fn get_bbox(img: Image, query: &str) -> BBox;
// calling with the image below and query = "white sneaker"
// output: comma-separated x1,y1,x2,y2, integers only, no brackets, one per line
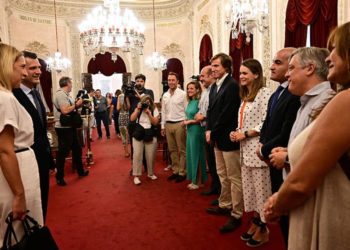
133,177,141,185
148,175,158,180
187,183,194,188
164,165,172,171
188,184,199,190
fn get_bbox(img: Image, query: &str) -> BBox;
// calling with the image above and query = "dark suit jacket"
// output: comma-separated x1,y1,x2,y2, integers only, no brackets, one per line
259,85,300,159
13,88,54,220
206,74,241,151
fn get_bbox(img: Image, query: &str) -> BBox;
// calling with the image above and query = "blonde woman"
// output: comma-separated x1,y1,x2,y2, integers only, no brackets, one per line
130,95,160,185
183,81,207,190
0,43,43,246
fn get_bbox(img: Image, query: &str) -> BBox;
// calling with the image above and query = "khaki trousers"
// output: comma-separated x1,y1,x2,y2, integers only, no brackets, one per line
214,148,243,219
165,122,186,176
132,137,157,176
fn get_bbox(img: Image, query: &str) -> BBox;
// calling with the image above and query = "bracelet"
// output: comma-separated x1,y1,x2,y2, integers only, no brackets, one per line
244,131,249,138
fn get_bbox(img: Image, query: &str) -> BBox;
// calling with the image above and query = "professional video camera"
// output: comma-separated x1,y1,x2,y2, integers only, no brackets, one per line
76,89,93,115
190,75,200,81
122,80,136,97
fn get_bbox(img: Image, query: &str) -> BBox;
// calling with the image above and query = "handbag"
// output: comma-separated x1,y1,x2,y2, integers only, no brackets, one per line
59,111,83,128
54,96,83,128
132,123,145,141
1,213,58,250
143,128,155,142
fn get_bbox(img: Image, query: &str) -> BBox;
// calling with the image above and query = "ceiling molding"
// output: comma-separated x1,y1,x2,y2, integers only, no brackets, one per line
8,0,194,21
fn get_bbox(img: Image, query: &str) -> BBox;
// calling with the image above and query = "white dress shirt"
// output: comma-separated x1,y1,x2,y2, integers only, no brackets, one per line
161,88,187,129
20,84,36,109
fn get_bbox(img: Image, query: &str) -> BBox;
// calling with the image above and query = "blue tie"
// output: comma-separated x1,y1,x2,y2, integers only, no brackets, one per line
269,85,284,117
30,89,44,125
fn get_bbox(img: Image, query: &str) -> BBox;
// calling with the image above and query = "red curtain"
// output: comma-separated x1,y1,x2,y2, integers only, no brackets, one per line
285,0,337,48
229,32,253,81
199,34,213,72
39,59,53,112
161,58,184,92
311,0,338,47
87,52,127,76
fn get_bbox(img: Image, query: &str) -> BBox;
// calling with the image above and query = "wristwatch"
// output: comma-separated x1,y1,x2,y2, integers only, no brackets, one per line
244,131,249,138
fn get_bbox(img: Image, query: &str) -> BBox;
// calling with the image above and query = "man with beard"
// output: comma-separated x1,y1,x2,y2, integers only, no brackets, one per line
127,74,154,113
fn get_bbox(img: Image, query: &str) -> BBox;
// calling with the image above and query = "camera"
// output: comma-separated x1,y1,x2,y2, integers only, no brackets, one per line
122,80,136,97
76,89,92,115
141,102,149,110
190,75,200,81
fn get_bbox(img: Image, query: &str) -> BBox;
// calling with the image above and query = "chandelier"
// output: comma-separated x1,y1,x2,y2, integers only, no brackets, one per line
79,0,145,61
145,0,167,71
225,0,269,43
46,0,71,73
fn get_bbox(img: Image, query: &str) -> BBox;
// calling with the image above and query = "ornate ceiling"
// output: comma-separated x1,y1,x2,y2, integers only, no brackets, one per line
8,0,194,21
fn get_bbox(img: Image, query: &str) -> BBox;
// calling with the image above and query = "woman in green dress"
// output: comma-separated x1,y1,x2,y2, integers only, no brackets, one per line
183,81,207,190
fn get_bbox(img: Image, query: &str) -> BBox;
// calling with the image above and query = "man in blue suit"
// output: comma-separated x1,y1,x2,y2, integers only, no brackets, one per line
12,51,54,222
257,47,300,246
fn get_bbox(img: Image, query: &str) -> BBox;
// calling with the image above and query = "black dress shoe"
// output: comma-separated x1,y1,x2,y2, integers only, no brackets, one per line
206,207,231,216
219,216,242,233
56,179,67,186
175,175,186,183
167,173,179,181
78,170,89,177
201,190,219,196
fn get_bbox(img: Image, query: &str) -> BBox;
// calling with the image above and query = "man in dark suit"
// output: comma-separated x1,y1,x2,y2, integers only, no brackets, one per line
12,51,54,222
256,47,300,246
205,53,243,233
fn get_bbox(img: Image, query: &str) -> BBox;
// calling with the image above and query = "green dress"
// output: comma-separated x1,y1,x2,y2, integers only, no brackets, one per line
186,100,207,184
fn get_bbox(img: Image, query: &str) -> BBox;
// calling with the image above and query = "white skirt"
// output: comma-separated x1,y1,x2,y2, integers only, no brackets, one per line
0,148,43,247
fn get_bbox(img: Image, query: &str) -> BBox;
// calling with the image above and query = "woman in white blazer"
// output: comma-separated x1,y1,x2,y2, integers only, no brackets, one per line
230,58,272,247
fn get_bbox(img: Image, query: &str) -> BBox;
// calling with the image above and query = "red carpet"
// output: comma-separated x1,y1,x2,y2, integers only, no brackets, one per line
46,130,286,250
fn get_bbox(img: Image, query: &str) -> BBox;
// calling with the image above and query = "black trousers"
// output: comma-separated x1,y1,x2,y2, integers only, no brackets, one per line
113,112,120,135
55,128,85,180
95,111,110,138
206,142,221,193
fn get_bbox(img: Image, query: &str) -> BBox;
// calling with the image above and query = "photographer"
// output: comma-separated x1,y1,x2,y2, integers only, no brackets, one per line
126,74,154,114
53,77,89,186
130,95,159,185
126,74,154,170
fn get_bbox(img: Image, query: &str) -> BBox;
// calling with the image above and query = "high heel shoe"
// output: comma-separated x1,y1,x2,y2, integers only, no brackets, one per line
241,217,260,241
246,220,269,247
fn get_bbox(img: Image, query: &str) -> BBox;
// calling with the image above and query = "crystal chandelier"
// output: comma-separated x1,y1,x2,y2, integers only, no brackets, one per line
145,0,167,71
225,0,269,43
79,0,145,61
46,0,71,73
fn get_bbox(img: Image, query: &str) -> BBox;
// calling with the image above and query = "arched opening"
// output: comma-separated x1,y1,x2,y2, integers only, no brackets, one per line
199,34,213,72
87,52,127,95
87,52,127,76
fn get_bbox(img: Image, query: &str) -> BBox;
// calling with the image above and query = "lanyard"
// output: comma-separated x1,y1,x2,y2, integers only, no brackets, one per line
239,101,247,130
